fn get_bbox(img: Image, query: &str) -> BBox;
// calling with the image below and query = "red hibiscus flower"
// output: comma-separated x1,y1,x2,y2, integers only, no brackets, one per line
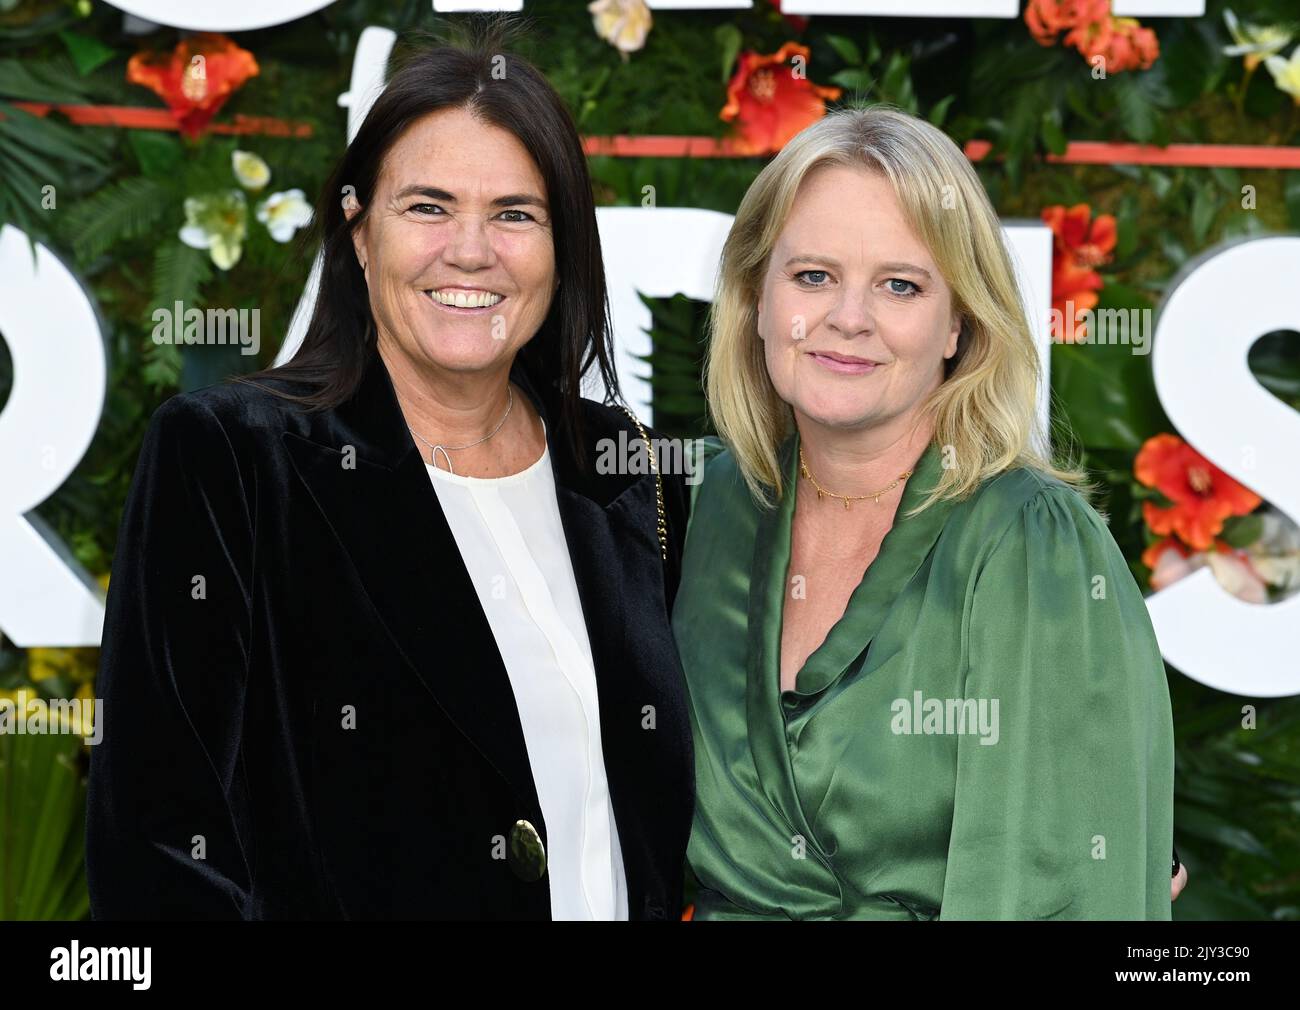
1135,434,1262,552
1042,203,1117,342
127,33,259,140
721,42,841,157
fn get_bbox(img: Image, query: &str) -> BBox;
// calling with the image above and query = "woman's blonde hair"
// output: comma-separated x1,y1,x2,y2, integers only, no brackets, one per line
705,102,1082,512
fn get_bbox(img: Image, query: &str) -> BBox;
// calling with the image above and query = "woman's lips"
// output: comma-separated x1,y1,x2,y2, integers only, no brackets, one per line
807,351,880,375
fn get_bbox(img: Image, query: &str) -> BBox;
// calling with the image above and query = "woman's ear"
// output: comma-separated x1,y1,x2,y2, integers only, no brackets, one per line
944,312,962,360
343,192,366,271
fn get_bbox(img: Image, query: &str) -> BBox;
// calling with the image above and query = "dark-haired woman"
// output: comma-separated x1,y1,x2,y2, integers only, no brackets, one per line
86,40,693,920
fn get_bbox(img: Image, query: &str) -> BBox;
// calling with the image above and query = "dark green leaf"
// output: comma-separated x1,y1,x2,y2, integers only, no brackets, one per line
1040,109,1067,156
1191,183,1219,244
1220,513,1265,548
829,67,874,93
824,34,862,67
128,131,183,178
57,30,116,77
928,94,955,128
714,23,742,83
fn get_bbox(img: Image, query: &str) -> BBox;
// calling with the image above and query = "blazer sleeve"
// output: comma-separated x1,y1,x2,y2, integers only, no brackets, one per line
938,483,1175,920
86,393,256,919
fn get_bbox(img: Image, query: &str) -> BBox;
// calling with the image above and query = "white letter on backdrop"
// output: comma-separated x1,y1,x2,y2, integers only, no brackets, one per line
0,225,107,646
1147,237,1300,697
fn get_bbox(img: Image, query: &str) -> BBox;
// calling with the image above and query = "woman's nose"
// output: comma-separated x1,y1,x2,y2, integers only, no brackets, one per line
824,290,876,339
444,216,495,270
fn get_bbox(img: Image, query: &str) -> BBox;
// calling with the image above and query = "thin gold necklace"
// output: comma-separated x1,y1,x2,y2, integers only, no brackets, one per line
798,446,912,509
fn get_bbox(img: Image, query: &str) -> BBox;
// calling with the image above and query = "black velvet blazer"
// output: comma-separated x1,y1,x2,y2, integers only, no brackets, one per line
85,344,694,920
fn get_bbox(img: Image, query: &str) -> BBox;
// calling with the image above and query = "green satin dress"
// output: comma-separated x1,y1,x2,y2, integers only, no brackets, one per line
672,433,1174,920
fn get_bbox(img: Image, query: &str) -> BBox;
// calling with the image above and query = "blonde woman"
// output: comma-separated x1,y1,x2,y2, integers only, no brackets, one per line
673,105,1176,919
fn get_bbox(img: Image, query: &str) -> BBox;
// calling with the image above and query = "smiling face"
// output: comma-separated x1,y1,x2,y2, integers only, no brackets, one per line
758,164,961,438
347,105,557,378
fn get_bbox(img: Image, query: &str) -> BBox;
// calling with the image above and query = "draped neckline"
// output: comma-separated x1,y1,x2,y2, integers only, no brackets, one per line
742,430,957,850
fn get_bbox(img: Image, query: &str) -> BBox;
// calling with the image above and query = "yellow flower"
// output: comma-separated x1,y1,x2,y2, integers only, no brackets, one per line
588,0,652,59
25,646,98,685
1265,43,1300,103
27,647,71,682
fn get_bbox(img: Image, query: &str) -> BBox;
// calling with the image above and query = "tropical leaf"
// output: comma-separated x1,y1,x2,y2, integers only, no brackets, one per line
0,55,93,103
0,728,90,920
64,175,168,262
142,240,210,391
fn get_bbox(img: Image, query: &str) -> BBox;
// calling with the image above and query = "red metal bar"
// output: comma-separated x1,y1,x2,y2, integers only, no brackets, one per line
5,102,1299,168
7,101,314,137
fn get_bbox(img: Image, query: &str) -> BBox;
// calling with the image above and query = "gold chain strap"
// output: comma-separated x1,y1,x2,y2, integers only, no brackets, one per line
617,406,667,562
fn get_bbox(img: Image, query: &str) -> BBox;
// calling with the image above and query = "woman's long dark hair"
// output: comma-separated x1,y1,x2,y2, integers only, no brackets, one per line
235,19,621,463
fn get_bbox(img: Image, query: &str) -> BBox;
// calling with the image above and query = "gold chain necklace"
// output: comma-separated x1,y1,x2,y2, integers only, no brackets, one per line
798,446,912,509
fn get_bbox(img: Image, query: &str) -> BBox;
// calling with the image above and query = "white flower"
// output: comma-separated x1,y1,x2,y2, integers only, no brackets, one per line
1207,551,1270,605
232,149,272,191
1245,511,1300,591
178,189,248,271
1265,43,1300,104
1149,542,1206,593
1223,9,1293,70
256,188,313,243
588,0,652,59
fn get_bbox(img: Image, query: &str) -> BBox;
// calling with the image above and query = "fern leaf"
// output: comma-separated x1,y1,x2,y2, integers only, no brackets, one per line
65,175,168,262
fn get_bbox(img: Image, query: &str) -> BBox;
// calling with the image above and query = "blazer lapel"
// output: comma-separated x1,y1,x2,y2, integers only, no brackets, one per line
281,347,538,809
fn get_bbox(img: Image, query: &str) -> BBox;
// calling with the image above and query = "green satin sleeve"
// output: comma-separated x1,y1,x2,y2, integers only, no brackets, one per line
938,484,1175,920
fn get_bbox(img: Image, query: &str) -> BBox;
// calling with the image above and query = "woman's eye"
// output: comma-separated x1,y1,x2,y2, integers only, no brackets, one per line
497,209,535,223
409,203,443,216
888,278,921,297
795,270,829,287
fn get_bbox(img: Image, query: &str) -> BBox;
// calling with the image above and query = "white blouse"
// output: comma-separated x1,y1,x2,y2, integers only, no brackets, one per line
423,423,629,920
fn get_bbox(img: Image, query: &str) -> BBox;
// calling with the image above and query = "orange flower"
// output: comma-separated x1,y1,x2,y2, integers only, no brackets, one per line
681,903,695,921
1067,12,1159,73
127,33,259,140
1136,434,1262,551
721,42,841,156
1026,0,1159,73
1026,0,1080,43
1043,203,1117,265
1043,203,1116,342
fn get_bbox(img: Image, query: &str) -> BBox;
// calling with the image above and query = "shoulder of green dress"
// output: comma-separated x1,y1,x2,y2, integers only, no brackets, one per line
689,435,729,472
955,463,1102,547
685,435,754,519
